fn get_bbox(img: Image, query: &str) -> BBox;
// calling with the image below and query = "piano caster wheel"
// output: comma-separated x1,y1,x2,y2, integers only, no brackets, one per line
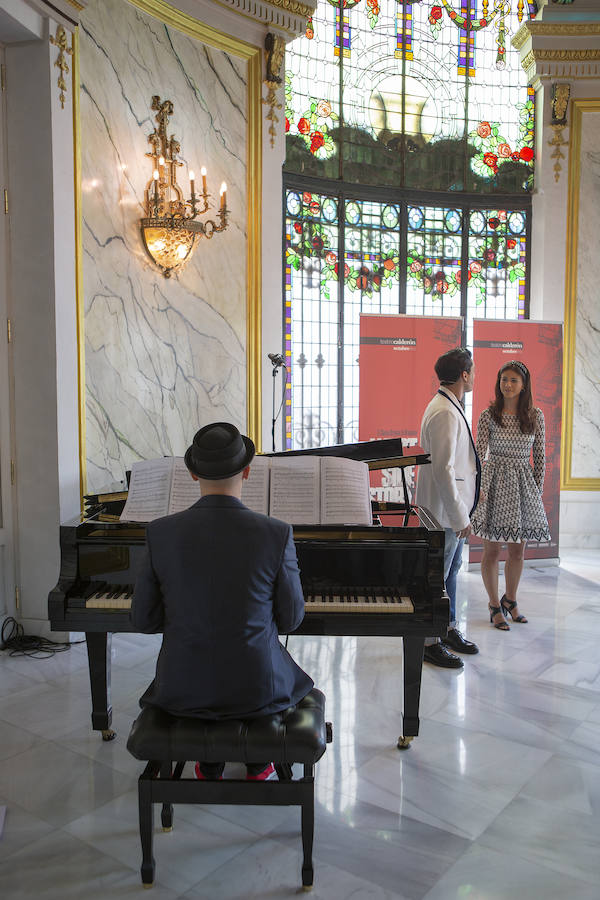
142,883,154,889
397,736,413,750
162,826,173,832
302,886,313,892
101,728,116,742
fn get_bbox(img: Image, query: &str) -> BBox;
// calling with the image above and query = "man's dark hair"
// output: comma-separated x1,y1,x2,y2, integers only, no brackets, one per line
434,347,473,385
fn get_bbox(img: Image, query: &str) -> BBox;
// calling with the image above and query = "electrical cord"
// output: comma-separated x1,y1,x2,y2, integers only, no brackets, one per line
0,617,84,659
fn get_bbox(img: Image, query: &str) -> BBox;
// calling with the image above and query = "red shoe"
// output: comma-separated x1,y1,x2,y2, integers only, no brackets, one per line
246,763,277,781
194,762,223,780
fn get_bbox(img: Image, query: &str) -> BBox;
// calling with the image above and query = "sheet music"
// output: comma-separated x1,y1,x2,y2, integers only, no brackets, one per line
269,456,321,524
241,456,270,515
320,457,373,525
168,457,201,514
120,458,173,522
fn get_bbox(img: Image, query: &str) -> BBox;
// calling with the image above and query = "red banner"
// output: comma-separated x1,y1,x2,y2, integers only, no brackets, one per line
359,314,462,503
470,319,562,562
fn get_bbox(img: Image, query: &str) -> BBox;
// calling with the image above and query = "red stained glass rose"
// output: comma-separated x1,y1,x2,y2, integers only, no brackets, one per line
477,121,492,139
285,117,290,133
310,131,325,153
498,143,511,158
483,152,498,168
298,118,310,135
430,6,442,20
303,192,312,204
312,236,324,252
507,239,517,249
488,217,500,229
470,261,482,274
309,200,320,215
520,146,534,162
325,251,336,266
383,258,396,271
293,222,302,234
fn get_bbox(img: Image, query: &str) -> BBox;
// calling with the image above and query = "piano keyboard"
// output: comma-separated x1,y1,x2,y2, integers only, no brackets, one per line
305,590,413,613
76,583,414,614
83,583,133,609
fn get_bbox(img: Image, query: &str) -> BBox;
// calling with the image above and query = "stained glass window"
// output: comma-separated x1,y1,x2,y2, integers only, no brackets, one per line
283,0,535,449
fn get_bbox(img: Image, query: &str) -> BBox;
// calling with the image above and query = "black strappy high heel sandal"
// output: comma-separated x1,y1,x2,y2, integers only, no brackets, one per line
489,604,510,630
500,595,528,623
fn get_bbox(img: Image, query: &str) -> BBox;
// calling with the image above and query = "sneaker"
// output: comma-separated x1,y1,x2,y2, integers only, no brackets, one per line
246,763,277,781
194,762,223,780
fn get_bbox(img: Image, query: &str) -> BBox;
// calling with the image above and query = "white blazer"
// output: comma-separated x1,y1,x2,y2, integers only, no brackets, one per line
416,388,479,531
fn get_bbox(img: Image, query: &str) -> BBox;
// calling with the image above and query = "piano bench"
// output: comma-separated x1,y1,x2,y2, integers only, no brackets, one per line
126,688,332,892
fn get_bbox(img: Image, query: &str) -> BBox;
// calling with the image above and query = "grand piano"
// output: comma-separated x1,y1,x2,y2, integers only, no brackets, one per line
48,438,449,749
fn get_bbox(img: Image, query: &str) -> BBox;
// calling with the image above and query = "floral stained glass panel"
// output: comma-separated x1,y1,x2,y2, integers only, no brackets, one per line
285,0,536,193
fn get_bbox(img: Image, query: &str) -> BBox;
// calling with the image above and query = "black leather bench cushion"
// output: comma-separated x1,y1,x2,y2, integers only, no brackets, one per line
127,688,327,765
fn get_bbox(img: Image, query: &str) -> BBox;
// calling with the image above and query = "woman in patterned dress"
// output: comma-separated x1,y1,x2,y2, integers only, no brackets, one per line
471,361,550,630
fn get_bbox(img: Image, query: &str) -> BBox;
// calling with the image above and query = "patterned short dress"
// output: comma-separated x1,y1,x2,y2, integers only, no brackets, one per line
471,407,551,543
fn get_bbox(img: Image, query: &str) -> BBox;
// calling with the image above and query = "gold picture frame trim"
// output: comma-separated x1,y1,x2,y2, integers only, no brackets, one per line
72,27,87,507
74,0,263,499
561,98,600,491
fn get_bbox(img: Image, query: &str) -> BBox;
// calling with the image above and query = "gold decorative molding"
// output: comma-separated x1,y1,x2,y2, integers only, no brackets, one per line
561,99,600,491
65,1,85,10
548,124,568,182
50,24,74,109
533,49,600,63
128,0,258,57
72,27,87,501
75,0,263,452
551,82,570,125
265,0,314,18
262,33,284,149
527,22,600,37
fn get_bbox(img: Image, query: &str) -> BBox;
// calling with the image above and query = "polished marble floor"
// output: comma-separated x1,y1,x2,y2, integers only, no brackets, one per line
1,550,599,898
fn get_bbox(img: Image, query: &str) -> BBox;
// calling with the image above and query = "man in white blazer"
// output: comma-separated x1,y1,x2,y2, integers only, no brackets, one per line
417,348,481,667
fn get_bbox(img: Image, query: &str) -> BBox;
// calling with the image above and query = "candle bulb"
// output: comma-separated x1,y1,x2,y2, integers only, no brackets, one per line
159,156,165,168
220,181,227,211
201,166,207,195
189,170,195,197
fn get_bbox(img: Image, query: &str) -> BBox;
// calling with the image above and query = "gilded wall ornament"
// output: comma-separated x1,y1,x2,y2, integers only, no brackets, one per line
551,83,570,125
49,25,74,110
263,33,285,149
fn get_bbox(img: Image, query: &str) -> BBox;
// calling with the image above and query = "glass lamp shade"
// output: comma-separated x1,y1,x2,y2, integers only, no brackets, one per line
141,222,197,277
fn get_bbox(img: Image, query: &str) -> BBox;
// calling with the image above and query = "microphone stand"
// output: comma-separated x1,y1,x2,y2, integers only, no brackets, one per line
272,366,278,452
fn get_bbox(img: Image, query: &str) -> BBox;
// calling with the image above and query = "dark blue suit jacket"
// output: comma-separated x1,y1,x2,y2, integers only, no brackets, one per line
131,494,313,719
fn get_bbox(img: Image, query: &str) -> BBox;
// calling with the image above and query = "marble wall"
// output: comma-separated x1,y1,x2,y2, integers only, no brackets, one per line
80,0,248,491
572,108,600,480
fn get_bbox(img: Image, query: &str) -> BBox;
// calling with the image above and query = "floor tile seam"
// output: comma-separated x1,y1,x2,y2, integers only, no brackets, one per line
426,706,579,737
476,828,600,889
0,721,56,754
175,830,275,896
425,713,581,755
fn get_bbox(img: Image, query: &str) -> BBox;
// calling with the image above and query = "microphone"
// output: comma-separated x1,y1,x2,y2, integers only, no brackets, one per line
268,352,286,368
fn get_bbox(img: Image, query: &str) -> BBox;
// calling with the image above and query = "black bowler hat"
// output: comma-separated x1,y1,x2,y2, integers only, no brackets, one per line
184,422,255,480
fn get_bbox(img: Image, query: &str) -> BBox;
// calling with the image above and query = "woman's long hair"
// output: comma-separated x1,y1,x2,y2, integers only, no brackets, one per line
489,361,535,433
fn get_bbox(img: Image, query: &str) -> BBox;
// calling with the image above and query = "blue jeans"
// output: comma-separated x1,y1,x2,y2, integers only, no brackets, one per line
443,528,465,630
425,528,464,645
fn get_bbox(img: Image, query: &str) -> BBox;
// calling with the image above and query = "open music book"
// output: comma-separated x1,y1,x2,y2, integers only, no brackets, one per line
242,455,373,525
120,454,372,525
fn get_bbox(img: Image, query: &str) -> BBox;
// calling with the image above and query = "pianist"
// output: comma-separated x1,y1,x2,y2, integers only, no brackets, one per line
131,421,314,781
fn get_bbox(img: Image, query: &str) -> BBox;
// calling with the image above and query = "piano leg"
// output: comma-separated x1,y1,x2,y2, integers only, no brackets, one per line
398,637,425,750
85,632,115,741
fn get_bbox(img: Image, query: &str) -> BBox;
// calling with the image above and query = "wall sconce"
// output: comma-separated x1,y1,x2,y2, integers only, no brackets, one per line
141,95,228,277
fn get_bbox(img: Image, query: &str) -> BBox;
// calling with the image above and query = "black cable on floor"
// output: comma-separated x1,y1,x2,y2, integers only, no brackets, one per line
0,617,84,659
